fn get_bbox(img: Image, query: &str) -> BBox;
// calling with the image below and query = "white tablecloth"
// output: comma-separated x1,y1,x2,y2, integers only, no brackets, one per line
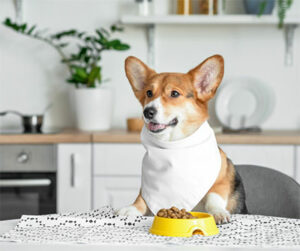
0,206,299,248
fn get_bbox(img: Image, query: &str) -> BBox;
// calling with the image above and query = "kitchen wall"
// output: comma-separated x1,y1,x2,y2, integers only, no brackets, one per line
0,0,300,130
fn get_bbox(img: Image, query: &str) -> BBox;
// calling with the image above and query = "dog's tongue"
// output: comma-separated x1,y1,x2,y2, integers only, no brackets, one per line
148,122,167,132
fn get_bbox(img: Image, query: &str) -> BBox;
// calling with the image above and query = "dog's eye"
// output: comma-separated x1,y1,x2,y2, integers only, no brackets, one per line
171,90,180,98
146,90,153,98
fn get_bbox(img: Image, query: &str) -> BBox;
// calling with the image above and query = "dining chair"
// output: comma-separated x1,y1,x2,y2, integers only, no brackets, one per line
236,165,300,219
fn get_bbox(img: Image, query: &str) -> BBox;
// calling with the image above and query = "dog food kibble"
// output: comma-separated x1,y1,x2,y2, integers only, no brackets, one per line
156,207,197,219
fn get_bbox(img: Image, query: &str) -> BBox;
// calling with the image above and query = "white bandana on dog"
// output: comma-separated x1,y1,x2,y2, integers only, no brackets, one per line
141,121,221,215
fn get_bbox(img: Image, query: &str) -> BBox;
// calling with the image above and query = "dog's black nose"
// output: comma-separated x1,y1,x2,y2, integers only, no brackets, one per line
143,107,157,120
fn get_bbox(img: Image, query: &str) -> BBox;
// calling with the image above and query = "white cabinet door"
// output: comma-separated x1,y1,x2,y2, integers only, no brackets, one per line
57,144,91,213
94,144,145,175
93,177,141,210
220,144,295,177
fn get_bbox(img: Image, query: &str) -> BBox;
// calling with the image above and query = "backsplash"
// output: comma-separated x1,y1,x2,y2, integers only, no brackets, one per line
0,0,300,130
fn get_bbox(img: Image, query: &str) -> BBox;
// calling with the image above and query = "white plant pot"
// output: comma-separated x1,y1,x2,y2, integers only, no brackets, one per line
72,87,113,131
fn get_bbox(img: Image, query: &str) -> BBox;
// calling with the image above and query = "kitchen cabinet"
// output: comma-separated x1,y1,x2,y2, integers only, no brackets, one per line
220,144,295,177
94,143,145,175
93,143,144,210
57,144,92,213
93,177,141,210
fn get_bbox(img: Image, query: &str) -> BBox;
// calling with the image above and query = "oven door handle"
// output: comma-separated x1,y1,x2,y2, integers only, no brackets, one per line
0,179,51,187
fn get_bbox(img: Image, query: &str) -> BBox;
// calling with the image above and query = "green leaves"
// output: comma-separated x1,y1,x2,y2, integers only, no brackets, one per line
67,66,88,83
88,66,101,87
111,24,124,32
258,0,294,28
74,66,88,79
94,29,130,50
51,29,77,39
278,0,293,28
3,18,19,31
3,18,130,88
3,18,36,35
27,25,36,35
106,39,130,50
258,1,267,17
68,65,101,88
256,0,293,28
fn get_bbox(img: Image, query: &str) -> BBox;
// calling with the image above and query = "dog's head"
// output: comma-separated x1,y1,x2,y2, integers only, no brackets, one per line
125,55,224,141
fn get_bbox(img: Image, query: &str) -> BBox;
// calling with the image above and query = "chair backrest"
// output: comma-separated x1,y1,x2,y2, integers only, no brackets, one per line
235,165,300,219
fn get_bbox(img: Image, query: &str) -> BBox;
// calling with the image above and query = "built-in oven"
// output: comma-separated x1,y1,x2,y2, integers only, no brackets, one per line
0,145,56,220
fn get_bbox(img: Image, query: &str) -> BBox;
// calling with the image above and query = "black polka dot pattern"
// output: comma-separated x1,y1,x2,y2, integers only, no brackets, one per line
0,206,299,247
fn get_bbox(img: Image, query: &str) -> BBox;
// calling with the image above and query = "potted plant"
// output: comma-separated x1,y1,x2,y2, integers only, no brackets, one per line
3,18,130,131
243,0,293,28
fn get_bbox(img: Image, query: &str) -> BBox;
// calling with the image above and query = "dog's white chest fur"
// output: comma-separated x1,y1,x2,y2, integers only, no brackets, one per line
141,121,221,214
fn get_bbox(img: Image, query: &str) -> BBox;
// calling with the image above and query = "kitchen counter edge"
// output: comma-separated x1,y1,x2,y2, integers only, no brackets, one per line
1,129,300,145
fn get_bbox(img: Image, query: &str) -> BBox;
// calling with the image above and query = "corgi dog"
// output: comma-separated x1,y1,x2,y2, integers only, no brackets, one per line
117,55,248,224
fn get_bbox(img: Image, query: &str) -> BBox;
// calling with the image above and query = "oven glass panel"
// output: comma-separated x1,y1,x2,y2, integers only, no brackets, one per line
0,172,56,220
0,193,39,220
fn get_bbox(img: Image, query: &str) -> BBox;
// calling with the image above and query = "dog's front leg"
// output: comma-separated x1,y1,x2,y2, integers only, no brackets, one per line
202,150,233,224
116,190,149,216
203,186,231,224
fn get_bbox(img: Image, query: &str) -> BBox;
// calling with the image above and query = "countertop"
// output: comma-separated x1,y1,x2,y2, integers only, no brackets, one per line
1,128,300,144
93,129,300,145
0,129,92,144
0,219,298,251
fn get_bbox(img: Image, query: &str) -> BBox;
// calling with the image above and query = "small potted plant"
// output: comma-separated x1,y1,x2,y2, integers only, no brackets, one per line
3,18,130,131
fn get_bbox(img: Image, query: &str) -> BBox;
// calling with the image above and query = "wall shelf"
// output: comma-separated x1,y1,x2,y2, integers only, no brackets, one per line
121,15,300,68
121,15,300,25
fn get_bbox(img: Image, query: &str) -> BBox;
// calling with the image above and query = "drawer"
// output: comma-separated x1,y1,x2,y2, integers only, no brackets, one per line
0,144,56,172
220,144,295,177
93,144,145,175
93,177,141,210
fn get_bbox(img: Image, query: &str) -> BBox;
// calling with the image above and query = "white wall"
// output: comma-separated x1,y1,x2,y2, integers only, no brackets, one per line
0,0,300,131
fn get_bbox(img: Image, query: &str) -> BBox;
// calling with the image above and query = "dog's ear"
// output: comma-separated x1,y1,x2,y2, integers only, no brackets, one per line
125,56,156,102
188,55,224,102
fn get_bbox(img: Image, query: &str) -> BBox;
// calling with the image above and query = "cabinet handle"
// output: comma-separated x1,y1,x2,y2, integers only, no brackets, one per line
70,153,76,187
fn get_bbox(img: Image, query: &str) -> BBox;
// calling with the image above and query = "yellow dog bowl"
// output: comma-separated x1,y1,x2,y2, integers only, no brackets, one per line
150,212,219,237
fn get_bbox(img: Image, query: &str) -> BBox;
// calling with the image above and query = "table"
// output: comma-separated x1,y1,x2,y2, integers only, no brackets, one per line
0,219,299,251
